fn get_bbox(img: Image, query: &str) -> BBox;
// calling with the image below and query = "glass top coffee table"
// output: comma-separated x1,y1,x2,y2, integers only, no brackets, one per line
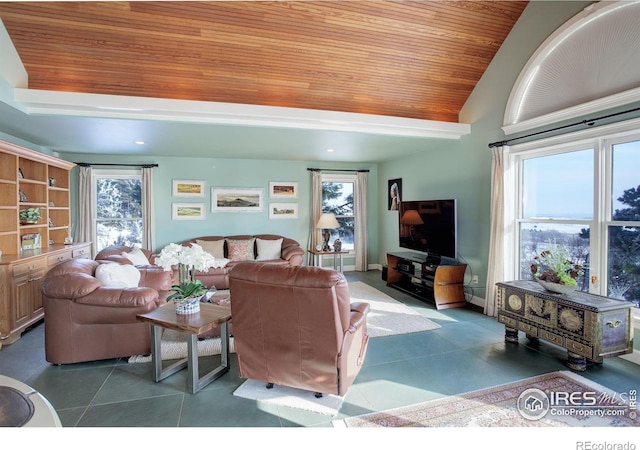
137,302,232,394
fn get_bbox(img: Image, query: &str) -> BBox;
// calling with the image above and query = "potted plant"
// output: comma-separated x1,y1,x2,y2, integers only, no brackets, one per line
530,244,584,294
155,243,219,314
19,207,41,224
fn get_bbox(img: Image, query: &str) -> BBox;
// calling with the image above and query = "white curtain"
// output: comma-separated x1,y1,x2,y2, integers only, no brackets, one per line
142,167,155,251
76,165,94,255
308,170,323,265
484,145,509,316
355,171,368,271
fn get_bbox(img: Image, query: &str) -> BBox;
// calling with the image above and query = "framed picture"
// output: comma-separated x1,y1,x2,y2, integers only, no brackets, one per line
172,180,205,197
269,181,298,198
172,203,205,220
388,178,402,211
212,187,264,213
269,203,298,219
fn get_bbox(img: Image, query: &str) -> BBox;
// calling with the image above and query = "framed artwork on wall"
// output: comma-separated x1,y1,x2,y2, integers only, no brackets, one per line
172,203,205,220
269,203,298,219
388,178,402,211
269,181,298,198
172,179,205,197
212,187,264,213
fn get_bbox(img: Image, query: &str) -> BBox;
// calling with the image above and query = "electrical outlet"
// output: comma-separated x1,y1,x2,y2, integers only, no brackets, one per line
472,275,479,284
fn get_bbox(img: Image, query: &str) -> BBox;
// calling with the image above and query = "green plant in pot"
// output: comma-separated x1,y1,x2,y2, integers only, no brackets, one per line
156,242,220,314
166,279,206,302
530,244,584,294
19,207,41,224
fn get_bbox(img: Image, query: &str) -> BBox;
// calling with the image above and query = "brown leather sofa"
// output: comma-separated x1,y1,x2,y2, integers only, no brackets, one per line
96,235,305,290
178,234,305,289
40,258,174,364
95,245,157,266
228,262,370,396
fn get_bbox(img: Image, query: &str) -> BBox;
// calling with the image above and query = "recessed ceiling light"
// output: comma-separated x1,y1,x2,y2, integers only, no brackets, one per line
326,148,335,152
134,140,145,145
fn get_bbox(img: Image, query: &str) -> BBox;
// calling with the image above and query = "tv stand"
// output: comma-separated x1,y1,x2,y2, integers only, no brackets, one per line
386,251,467,309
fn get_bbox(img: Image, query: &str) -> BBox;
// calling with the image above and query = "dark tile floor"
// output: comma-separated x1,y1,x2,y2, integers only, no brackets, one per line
1,270,638,433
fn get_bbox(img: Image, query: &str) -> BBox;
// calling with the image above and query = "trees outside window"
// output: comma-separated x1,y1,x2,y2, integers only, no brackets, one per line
322,175,355,251
93,170,143,252
515,136,639,308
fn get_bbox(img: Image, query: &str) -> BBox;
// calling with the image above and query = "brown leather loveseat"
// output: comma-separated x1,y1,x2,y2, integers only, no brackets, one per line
229,262,370,396
40,258,173,364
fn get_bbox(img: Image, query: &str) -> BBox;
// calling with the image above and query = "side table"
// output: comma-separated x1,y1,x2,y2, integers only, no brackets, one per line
137,303,232,394
308,249,349,272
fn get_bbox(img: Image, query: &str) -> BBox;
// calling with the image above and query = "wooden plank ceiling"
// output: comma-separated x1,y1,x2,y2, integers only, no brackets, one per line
0,1,527,123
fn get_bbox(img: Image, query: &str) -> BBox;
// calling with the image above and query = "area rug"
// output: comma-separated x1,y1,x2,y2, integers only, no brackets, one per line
348,281,440,337
334,371,640,427
233,379,344,416
128,330,235,363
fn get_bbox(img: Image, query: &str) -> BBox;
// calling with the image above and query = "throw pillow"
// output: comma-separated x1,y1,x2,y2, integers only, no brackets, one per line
95,263,141,288
256,237,283,261
196,239,225,259
122,246,150,265
227,238,255,261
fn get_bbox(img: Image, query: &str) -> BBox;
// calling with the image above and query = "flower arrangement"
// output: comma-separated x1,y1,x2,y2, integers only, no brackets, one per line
530,244,584,287
155,243,217,302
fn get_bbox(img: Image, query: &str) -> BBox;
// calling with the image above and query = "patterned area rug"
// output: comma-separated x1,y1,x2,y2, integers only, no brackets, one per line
128,331,235,363
334,371,640,427
348,281,440,337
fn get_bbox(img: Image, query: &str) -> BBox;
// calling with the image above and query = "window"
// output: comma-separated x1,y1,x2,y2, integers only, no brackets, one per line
322,174,356,251
92,169,143,252
512,131,640,308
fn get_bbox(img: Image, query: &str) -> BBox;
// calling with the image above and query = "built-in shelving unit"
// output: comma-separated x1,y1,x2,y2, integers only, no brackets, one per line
0,139,91,347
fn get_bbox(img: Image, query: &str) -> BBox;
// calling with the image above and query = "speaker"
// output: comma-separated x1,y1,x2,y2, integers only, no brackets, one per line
381,265,388,281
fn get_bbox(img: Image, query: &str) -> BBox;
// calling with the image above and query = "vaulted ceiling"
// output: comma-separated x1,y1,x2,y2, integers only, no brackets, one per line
0,1,528,161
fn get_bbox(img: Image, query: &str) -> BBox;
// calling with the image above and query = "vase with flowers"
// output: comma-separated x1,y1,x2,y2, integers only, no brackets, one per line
530,244,584,294
155,243,219,314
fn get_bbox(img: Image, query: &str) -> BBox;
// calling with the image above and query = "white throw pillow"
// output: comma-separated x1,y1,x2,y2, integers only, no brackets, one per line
122,246,150,265
196,239,225,259
95,263,141,288
256,238,283,261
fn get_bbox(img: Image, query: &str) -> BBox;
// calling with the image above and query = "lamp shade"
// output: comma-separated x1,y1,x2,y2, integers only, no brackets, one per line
400,210,424,225
316,213,340,229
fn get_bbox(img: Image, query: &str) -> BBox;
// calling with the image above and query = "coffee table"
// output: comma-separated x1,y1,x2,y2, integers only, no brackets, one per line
137,302,231,394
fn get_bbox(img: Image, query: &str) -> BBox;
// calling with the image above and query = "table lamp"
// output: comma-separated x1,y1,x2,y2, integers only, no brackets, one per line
316,213,340,251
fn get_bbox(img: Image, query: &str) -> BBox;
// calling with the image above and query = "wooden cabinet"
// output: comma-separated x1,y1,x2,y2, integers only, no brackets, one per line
0,242,92,347
496,280,634,371
0,139,93,347
386,251,467,309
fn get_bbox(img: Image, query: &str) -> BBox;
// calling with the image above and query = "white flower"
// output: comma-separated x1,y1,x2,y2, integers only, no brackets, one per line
155,243,218,272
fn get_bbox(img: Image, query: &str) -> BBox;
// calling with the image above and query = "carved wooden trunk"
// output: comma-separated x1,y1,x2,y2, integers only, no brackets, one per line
496,280,634,371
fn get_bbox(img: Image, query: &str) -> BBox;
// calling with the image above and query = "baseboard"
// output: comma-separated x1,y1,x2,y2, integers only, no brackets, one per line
620,349,640,365
467,294,485,310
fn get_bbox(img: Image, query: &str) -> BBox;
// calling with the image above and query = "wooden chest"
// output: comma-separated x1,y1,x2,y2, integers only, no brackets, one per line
496,280,634,371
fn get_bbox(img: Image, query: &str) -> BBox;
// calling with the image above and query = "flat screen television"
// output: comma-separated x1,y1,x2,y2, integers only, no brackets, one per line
398,199,458,259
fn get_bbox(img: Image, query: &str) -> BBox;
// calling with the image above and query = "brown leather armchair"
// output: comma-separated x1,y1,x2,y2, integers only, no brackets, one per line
228,262,370,396
40,258,173,364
